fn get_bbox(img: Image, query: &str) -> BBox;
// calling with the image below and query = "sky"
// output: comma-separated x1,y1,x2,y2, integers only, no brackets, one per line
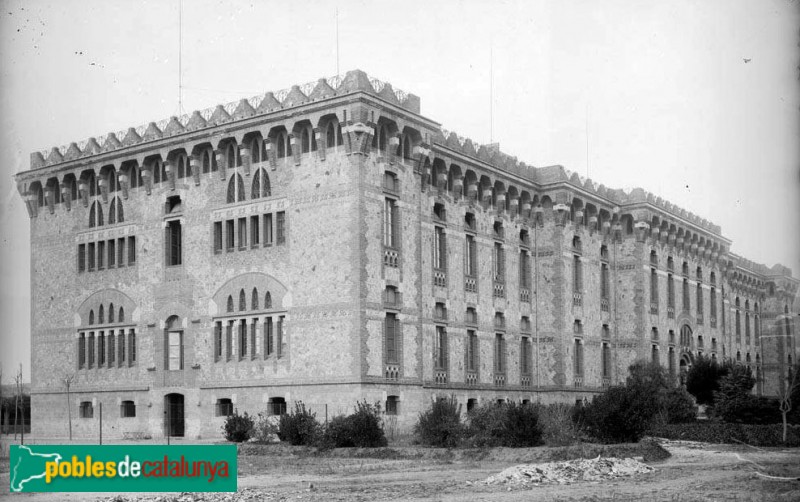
0,0,798,381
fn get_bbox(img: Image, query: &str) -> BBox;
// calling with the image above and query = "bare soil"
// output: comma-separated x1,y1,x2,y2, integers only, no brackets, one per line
2,439,799,501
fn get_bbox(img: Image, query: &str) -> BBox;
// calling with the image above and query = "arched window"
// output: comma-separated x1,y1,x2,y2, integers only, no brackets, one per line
251,288,259,310
250,138,261,163
265,291,272,309
238,289,246,311
227,174,245,203
152,159,162,184
89,310,95,325
226,143,237,168
251,169,271,199
109,198,117,224
109,303,115,323
89,201,104,227
276,132,290,158
119,307,125,323
402,133,412,160
226,295,234,313
326,122,338,148
301,126,313,153
99,305,104,324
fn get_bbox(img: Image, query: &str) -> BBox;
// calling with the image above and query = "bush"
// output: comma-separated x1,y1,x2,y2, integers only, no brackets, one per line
537,403,582,446
467,401,543,447
713,364,756,423
317,400,388,449
222,410,254,443
649,422,800,447
685,354,731,406
580,385,655,443
414,396,464,447
663,388,698,424
251,412,280,443
277,402,319,446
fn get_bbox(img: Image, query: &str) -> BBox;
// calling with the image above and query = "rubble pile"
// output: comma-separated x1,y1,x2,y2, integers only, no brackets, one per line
106,488,279,502
484,457,654,486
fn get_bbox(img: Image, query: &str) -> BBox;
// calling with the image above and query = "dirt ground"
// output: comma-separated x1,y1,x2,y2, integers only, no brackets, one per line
2,439,799,501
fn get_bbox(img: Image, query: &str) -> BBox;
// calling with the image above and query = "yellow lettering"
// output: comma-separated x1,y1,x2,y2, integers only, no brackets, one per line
105,461,117,477
45,462,58,483
92,461,104,477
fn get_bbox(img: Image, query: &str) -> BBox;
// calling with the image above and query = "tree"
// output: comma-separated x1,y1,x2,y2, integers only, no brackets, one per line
713,364,756,423
63,373,75,441
685,354,731,406
777,363,800,443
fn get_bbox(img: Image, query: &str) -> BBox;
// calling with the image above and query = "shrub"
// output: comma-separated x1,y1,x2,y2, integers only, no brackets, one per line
649,422,800,447
222,410,254,443
580,385,654,443
713,364,756,423
685,354,731,406
537,403,581,446
663,388,698,424
414,396,464,447
467,401,543,447
317,400,388,449
251,411,280,443
277,401,319,446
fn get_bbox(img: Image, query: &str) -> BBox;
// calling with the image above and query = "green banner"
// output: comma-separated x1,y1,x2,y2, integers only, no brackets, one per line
9,444,237,493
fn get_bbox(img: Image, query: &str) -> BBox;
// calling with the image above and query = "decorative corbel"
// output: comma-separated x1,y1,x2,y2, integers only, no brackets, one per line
118,173,129,200
163,160,176,191
388,135,400,165
481,187,493,209
436,172,447,192
265,141,277,171
44,187,54,214
452,176,464,200
240,146,252,176
25,192,38,218
554,203,570,227
190,156,201,186
495,191,507,213
534,205,544,227
509,197,519,218
634,221,650,243
574,209,584,227
98,177,108,203
466,182,478,202
141,167,152,195
61,183,71,211
588,215,598,235
612,222,623,242
315,129,326,162
78,181,89,207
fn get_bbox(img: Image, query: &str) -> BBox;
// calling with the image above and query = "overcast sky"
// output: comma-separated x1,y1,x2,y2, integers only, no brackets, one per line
1,0,798,381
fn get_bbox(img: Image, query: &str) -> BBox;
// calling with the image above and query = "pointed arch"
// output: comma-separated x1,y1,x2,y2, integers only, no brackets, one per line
119,306,125,323
89,309,95,325
227,173,245,203
116,198,124,223
99,305,105,324
109,303,115,323
108,198,117,224
227,295,234,313
238,289,246,311
251,168,271,199
265,291,272,309
89,201,104,227
251,287,259,310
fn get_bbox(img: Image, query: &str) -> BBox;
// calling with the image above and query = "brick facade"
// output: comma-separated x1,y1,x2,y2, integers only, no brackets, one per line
16,70,800,439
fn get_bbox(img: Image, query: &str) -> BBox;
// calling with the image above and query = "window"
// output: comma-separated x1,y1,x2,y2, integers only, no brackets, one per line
120,401,136,418
466,330,478,372
214,321,223,362
214,222,223,253
78,333,86,368
88,332,95,367
108,239,116,267
226,321,233,360
166,220,182,266
493,243,505,282
668,347,676,376
238,320,248,359
520,337,532,375
385,396,399,415
98,241,105,270
600,245,609,261
166,329,183,370
129,329,136,363
226,220,235,251
667,274,675,309
667,256,674,271
118,237,125,266
264,213,273,246
250,216,260,247
383,198,399,248
385,313,399,364
251,288,259,310
697,284,704,315
572,235,582,253
88,243,96,271
78,244,86,273
652,344,659,364
264,317,274,356
118,329,126,365
601,342,611,378
79,401,93,419
276,211,286,245
239,289,247,311
465,212,476,231
494,334,506,373
89,201,103,228
465,235,477,277
434,302,447,321
98,332,105,366
600,263,609,301
226,174,245,203
383,171,399,192
216,398,234,417
434,325,448,370
251,169,271,199
650,250,657,265
574,339,584,377
519,249,530,290
683,279,690,310
573,255,583,292
238,218,247,249
127,236,136,265
433,227,446,270
466,307,477,325
385,286,399,307
268,397,286,416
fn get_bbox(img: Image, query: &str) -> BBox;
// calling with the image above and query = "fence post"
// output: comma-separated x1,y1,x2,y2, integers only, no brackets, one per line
99,402,102,445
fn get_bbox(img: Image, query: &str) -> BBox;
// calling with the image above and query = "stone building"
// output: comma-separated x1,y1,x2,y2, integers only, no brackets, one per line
15,70,799,439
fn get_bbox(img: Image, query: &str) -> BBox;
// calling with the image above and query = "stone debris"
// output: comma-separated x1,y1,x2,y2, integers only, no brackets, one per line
484,457,654,486
105,488,280,502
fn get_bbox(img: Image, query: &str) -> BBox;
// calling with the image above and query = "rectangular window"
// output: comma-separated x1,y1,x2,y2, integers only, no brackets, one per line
385,313,398,364
167,330,183,370
213,222,223,254
78,244,86,273
601,263,609,299
277,316,285,357
667,275,675,308
250,215,260,248
226,321,233,361
465,235,477,276
494,334,505,373
650,268,659,304
383,198,399,248
108,239,116,268
668,347,676,376
127,236,136,265
88,332,95,367
683,279,690,310
166,221,182,266
98,241,105,270
78,333,86,368
80,402,93,419
129,329,136,364
226,220,235,251
433,227,446,270
120,401,136,418
434,326,447,369
265,317,273,356
574,339,584,377
118,329,126,366
652,344,659,364
238,217,247,250
519,250,530,288
573,255,582,292
276,211,286,245
521,337,531,375
493,243,505,282
250,320,257,359
214,321,222,362
108,332,115,366
602,342,611,378
238,320,247,359
466,330,478,372
264,213,273,246
88,243,96,271
697,285,704,314
117,237,125,266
